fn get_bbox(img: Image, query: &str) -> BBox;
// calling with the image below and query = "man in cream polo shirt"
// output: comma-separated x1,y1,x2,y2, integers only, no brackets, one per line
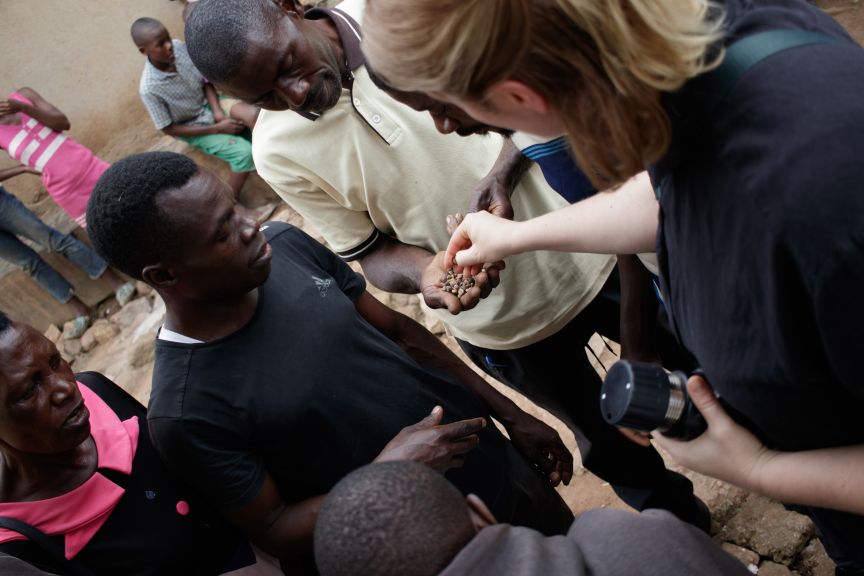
184,0,710,529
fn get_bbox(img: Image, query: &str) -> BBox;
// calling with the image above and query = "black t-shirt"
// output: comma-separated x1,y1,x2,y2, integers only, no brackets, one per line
149,223,516,514
0,372,243,576
652,0,864,450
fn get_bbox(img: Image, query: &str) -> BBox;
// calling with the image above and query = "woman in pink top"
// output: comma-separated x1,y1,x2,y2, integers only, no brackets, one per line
0,87,108,229
0,312,282,575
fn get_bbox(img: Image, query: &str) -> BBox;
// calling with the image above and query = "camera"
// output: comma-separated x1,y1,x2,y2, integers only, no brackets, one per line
600,360,706,440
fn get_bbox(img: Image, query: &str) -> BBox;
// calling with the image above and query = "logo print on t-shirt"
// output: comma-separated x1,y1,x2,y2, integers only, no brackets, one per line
312,275,332,298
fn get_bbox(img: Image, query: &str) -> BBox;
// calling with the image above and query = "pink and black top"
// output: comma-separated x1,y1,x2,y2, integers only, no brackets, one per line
0,92,109,227
0,372,246,575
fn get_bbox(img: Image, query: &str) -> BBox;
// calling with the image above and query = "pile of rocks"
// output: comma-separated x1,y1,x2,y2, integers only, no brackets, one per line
44,280,164,405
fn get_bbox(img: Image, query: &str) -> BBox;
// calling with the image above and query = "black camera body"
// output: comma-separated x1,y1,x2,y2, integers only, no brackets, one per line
600,360,706,440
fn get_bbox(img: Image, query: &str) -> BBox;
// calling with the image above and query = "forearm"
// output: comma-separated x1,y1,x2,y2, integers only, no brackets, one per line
392,312,521,422
237,495,325,562
162,122,214,137
509,171,658,255
747,445,864,515
0,165,34,183
203,83,224,120
617,254,660,362
358,237,430,293
488,138,531,194
12,98,70,132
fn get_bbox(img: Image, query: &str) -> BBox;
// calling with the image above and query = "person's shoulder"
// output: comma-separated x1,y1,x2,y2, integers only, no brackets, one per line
262,221,323,255
261,220,298,243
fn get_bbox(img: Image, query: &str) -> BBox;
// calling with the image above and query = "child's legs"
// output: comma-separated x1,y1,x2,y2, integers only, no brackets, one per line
179,132,255,197
226,99,260,131
0,230,75,304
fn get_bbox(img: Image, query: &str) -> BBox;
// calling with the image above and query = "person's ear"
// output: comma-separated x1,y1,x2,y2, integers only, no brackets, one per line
466,494,497,532
142,264,178,290
485,80,550,115
270,0,305,17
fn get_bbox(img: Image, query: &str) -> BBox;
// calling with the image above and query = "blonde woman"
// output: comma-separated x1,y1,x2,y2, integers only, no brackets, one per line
365,0,864,571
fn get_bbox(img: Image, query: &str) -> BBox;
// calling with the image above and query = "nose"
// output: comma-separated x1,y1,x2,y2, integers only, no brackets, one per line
238,211,259,243
434,115,457,135
276,77,310,109
49,374,77,406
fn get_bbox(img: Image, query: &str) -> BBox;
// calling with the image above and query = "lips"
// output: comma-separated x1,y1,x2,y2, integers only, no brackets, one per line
63,400,89,430
250,238,273,268
298,73,342,113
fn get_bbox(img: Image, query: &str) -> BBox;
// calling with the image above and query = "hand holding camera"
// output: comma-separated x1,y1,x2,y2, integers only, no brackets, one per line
600,360,708,440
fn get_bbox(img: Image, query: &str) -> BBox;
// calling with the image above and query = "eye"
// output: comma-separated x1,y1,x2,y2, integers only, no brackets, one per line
18,378,39,403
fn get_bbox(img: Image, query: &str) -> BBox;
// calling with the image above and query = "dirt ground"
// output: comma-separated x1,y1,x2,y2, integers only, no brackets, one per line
2,1,862,574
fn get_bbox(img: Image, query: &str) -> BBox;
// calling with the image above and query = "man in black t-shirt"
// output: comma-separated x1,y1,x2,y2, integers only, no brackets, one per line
85,151,575,571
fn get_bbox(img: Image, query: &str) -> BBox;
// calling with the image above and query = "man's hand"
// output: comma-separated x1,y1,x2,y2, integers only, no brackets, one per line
504,411,574,486
419,250,501,315
374,406,486,472
0,99,22,118
652,375,770,488
213,117,245,135
468,172,515,220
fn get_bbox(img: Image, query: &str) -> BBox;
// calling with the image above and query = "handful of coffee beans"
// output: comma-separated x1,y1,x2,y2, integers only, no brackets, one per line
442,268,475,297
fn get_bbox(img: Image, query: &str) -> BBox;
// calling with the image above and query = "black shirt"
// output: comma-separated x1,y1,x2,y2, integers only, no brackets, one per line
149,224,519,514
652,0,864,450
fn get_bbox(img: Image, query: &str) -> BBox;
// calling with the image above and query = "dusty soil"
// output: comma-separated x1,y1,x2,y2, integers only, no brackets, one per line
4,0,862,574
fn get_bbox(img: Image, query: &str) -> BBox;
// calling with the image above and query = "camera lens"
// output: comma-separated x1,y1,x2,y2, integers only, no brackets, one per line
600,360,706,439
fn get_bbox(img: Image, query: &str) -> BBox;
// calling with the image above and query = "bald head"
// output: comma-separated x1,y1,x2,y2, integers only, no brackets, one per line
130,17,165,47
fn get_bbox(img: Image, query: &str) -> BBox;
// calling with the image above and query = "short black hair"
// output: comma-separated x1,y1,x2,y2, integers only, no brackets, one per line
0,311,11,337
314,462,476,576
86,152,199,280
131,17,165,46
185,0,270,84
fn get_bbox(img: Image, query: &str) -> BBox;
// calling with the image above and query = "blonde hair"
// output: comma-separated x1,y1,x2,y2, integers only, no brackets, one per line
364,0,725,187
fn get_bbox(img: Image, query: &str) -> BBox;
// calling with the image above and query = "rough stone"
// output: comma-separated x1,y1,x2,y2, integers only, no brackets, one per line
110,297,152,328
61,319,82,340
64,338,82,357
721,542,760,568
80,328,98,353
794,539,835,576
135,280,153,296
720,495,814,564
759,561,797,576
130,338,155,368
43,323,62,343
89,320,120,345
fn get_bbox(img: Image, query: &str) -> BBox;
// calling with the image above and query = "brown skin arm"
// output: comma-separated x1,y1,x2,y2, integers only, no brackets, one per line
203,82,226,122
358,236,500,315
617,254,661,363
467,137,529,219
0,87,70,132
354,290,573,485
224,407,487,567
0,165,40,183
161,117,244,137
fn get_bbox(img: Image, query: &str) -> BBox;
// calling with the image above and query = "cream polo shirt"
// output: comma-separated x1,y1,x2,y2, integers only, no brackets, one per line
252,1,614,349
